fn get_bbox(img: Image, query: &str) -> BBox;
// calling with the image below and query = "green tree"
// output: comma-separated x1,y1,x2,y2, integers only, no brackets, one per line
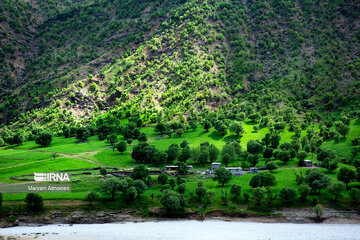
305,169,331,194
160,189,184,211
100,167,107,176
176,128,184,137
247,140,264,155
266,161,278,173
116,141,127,154
297,151,308,167
12,132,25,146
279,187,297,203
100,178,120,200
229,121,244,136
263,148,273,159
230,184,241,200
209,144,219,162
126,186,137,201
25,193,43,210
131,166,149,181
298,184,311,202
335,121,350,138
203,120,211,132
177,183,186,194
337,167,356,189
249,172,276,188
252,187,266,205
313,204,324,220
35,132,53,147
85,190,99,206
134,180,147,197
213,167,232,186
349,188,360,203
321,158,338,172
327,182,345,201
157,173,168,185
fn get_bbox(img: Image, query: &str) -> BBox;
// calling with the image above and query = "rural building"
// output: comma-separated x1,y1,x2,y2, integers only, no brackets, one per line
205,169,212,175
211,162,221,169
225,167,243,176
304,160,313,167
249,167,258,174
165,165,193,171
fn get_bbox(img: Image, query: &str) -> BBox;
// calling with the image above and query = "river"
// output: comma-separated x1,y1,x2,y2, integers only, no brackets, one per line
1,220,360,240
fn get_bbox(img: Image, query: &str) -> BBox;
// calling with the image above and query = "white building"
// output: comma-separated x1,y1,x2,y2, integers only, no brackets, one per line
225,167,243,176
249,167,258,174
304,160,312,167
211,162,221,169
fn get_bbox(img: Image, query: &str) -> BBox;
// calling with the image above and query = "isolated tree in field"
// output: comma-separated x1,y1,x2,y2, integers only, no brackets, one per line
138,132,147,142
298,184,311,202
321,158,338,172
12,132,25,146
107,134,118,151
116,141,127,154
249,172,276,188
157,173,168,185
213,167,232,186
100,178,120,200
247,140,264,155
160,189,184,211
327,182,345,201
230,121,244,136
266,161,278,173
230,184,241,200
25,193,43,210
247,154,259,166
305,169,331,194
134,180,147,197
279,187,297,203
36,132,52,147
252,187,266,205
196,182,207,201
85,190,99,206
76,127,90,142
278,150,291,163
131,166,149,181
337,167,356,189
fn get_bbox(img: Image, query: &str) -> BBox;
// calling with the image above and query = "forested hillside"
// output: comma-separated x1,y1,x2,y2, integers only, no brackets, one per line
0,0,359,128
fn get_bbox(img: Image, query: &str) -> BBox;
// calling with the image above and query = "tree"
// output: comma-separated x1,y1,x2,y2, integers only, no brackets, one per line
157,173,168,185
196,184,207,201
327,182,345,201
278,151,291,163
249,172,276,188
247,154,259,166
221,153,231,167
100,178,120,200
297,151,308,166
178,146,191,162
263,148,273,159
85,191,99,206
169,179,176,190
229,121,244,136
279,187,297,203
138,132,148,142
12,132,25,146
247,140,264,155
107,134,118,151
313,204,324,220
25,193,43,210
270,133,281,148
349,188,360,203
131,166,149,181
321,158,338,172
203,120,211,132
298,184,311,202
160,190,184,211
335,121,350,138
155,122,168,134
118,179,129,195
167,144,179,163
252,187,266,205
75,127,90,142
116,141,127,154
266,161,278,173
126,186,137,201
176,128,184,138
213,168,232,186
35,132,53,147
0,137,4,146
177,183,186,194
63,125,71,138
305,169,331,194
208,144,219,162
230,184,241,200
177,162,189,175
180,140,189,148
189,121,197,131
337,167,356,189
134,180,147,197
100,167,107,176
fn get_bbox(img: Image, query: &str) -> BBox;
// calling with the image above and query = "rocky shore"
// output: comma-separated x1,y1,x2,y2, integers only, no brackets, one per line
1,206,360,228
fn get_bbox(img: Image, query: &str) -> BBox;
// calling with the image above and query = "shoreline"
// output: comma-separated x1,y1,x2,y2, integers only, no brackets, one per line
1,206,360,228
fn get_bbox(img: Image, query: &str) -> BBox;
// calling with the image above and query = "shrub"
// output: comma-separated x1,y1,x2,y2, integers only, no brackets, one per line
25,193,43,210
35,132,53,147
85,191,99,205
279,187,297,203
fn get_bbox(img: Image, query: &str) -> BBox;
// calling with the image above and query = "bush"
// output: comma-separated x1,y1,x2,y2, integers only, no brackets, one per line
126,186,137,201
213,168,232,186
160,190,184,211
177,183,186,194
157,173,168,185
25,193,43,210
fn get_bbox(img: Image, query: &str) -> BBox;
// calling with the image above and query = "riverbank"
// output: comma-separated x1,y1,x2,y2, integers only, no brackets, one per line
1,206,360,228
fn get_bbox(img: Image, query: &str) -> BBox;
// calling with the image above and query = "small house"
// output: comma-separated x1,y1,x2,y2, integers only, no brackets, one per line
205,169,212,175
187,165,193,171
304,160,312,167
211,162,221,170
165,166,178,171
249,167,258,174
225,167,243,176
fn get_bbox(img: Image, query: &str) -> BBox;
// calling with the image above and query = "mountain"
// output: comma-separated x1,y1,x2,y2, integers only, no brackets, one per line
0,0,360,128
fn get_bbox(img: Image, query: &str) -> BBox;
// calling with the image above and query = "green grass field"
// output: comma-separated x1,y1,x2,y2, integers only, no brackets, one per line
0,121,359,213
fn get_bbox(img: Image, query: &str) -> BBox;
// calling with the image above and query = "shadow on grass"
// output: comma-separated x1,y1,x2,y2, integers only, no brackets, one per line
208,131,224,141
